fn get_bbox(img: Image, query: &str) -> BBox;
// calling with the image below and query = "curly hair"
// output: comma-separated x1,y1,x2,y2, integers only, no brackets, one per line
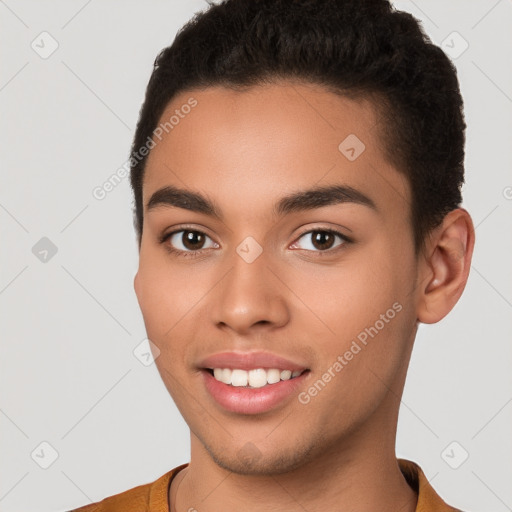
130,0,466,252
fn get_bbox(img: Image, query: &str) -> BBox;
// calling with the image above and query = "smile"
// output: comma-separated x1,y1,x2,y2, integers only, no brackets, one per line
209,368,304,388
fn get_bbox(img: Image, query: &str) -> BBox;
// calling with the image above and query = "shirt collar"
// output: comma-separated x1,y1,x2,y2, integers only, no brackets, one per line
398,458,462,511
153,459,461,511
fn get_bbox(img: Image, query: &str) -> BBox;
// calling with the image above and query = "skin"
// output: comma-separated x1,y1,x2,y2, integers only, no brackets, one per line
133,81,475,512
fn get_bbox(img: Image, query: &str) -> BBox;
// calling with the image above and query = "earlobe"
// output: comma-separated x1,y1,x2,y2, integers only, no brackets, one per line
417,208,475,324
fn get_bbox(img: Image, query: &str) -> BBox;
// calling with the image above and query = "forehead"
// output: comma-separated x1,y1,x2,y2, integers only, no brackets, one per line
142,82,410,217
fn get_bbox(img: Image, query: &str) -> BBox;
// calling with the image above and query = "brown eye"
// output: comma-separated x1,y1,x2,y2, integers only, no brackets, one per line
310,231,336,250
165,229,218,255
181,230,206,250
292,229,348,253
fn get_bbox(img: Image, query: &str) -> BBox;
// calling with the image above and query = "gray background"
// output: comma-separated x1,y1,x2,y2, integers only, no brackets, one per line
1,1,511,511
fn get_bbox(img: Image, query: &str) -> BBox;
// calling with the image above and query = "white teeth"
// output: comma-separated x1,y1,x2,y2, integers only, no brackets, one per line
248,369,267,388
220,368,232,384
280,370,292,381
231,369,248,387
267,368,281,384
211,368,304,387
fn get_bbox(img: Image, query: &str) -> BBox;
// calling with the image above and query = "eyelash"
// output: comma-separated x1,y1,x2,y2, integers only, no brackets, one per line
159,226,352,259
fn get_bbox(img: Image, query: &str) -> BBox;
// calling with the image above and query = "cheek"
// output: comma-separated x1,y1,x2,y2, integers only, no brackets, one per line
293,244,416,402
136,252,198,339
135,252,218,385
135,260,200,405
290,248,413,345
296,301,416,436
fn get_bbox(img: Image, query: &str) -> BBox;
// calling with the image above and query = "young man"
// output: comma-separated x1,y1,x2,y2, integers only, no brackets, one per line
72,0,474,510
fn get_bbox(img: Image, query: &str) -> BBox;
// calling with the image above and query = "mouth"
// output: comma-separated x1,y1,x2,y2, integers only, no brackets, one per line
205,367,307,388
198,352,311,415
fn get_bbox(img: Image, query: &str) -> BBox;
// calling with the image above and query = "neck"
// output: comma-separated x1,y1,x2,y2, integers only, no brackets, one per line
170,335,418,512
170,407,417,512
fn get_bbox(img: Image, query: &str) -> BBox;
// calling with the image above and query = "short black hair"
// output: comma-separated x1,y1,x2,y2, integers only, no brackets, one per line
130,0,466,252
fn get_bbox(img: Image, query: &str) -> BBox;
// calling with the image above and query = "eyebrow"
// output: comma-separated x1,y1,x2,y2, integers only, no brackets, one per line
146,183,377,219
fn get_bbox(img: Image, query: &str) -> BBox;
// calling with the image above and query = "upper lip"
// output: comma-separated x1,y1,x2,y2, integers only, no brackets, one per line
198,351,309,372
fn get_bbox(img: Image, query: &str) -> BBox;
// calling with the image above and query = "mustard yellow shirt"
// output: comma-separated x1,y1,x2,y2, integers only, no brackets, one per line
69,458,463,511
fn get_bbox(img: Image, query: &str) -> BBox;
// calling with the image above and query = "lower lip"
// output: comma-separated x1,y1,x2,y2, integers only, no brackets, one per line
202,370,308,415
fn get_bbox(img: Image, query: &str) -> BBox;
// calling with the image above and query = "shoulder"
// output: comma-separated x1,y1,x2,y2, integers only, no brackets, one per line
67,464,188,512
398,458,467,512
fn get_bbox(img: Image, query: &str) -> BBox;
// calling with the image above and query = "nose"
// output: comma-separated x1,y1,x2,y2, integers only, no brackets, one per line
210,248,290,335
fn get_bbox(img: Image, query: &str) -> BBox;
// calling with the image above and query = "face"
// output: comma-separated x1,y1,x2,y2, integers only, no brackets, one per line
134,82,420,475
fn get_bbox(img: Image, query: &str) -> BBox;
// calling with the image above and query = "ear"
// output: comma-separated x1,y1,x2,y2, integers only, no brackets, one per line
417,208,475,324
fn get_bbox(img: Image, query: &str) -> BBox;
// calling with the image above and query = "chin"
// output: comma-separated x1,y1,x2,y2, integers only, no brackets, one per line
204,437,321,476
